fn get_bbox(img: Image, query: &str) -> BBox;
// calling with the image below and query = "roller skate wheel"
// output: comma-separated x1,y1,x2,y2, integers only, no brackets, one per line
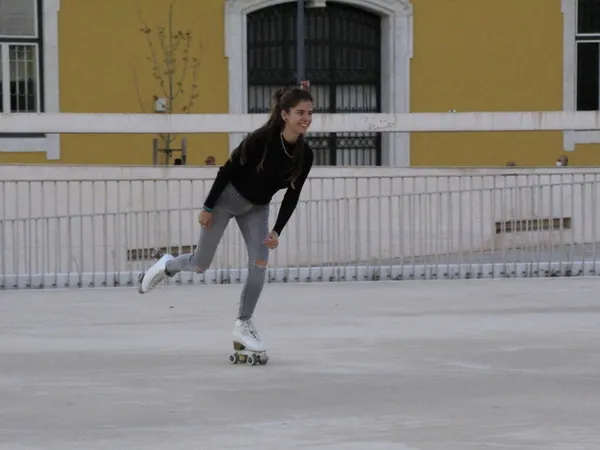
259,356,268,365
229,353,239,364
247,355,257,366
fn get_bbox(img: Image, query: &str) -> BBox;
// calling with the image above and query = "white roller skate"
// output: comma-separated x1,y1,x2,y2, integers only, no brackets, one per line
229,319,269,366
137,253,174,294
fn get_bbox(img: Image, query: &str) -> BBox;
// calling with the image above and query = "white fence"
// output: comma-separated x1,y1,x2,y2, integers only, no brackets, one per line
1,165,599,290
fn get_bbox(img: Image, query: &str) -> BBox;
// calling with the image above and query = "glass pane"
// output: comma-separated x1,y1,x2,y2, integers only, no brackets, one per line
247,84,283,114
578,0,600,34
9,44,38,112
304,84,330,166
0,0,36,37
247,4,296,86
335,84,377,113
577,42,599,111
0,45,3,113
335,85,378,166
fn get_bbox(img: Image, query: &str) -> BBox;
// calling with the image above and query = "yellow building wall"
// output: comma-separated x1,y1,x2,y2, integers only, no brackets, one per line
569,143,600,165
2,0,593,167
0,0,230,166
409,0,566,167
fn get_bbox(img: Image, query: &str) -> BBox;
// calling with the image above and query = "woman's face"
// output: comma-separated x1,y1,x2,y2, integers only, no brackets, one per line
282,100,313,136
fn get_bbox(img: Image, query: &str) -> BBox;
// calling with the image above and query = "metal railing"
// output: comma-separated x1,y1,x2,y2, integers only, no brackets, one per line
1,168,599,289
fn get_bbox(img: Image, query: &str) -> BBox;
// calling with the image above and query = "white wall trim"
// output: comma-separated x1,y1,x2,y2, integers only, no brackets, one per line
561,0,600,151
0,0,60,160
224,0,413,166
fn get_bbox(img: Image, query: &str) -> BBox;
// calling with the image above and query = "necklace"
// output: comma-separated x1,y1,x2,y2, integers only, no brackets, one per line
280,134,293,158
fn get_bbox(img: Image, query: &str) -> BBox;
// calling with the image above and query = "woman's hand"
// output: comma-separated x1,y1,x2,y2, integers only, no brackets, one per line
263,231,279,249
198,210,213,228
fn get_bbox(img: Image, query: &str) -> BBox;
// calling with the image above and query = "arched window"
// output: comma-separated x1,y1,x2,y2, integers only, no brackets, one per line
247,2,382,165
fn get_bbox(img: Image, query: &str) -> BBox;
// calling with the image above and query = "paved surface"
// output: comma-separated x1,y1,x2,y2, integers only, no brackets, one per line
1,278,600,450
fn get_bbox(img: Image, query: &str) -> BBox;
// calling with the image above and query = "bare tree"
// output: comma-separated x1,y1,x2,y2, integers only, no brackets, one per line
133,0,201,163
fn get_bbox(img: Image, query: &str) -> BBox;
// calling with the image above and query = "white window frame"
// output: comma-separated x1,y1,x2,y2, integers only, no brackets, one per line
0,0,60,160
563,0,600,151
224,0,413,166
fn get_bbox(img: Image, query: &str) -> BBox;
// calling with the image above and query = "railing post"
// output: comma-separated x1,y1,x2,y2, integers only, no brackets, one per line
152,138,159,166
181,138,187,165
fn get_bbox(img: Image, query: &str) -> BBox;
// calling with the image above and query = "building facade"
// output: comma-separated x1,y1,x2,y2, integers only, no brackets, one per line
0,0,597,166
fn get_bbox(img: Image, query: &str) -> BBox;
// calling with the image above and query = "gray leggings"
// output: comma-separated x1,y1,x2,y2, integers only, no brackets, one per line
165,183,270,320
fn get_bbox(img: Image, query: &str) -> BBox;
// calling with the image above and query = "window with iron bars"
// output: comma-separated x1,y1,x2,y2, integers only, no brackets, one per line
0,0,42,114
577,0,600,110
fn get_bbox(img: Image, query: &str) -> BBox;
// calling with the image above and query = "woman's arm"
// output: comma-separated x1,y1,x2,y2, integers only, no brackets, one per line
272,146,314,236
202,148,242,211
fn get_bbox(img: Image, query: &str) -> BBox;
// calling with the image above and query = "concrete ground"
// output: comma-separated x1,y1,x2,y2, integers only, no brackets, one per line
1,278,600,450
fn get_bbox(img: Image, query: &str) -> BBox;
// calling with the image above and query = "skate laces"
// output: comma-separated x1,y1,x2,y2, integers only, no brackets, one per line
242,320,262,342
149,275,163,289
148,267,166,289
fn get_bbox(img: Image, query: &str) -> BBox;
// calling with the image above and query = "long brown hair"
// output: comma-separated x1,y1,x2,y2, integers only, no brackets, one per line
234,87,313,188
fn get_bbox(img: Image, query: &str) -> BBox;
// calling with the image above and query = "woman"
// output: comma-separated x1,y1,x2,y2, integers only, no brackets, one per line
138,87,314,363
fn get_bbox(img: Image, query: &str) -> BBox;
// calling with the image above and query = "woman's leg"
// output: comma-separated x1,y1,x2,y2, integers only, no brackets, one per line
166,206,232,275
138,207,231,293
235,204,270,320
138,182,256,294
230,203,270,352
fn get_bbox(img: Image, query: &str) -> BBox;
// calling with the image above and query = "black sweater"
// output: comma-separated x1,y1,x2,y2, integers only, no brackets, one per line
203,132,314,236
